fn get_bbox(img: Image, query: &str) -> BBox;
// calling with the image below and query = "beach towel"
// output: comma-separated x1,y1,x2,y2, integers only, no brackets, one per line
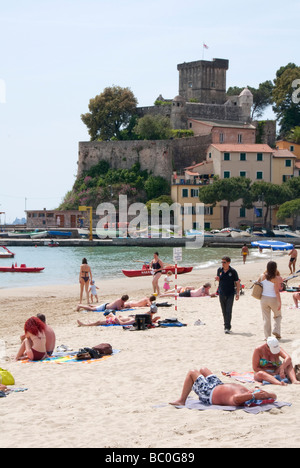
169,397,292,414
222,371,290,385
20,349,120,364
0,387,28,397
157,397,291,414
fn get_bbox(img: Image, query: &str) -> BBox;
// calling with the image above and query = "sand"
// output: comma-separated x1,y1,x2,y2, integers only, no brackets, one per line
0,252,300,448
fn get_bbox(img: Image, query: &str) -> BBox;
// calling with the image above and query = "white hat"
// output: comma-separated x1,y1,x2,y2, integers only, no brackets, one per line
267,337,280,355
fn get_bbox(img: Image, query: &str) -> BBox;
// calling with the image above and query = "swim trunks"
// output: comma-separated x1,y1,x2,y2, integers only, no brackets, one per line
192,374,223,405
179,290,191,297
95,303,109,312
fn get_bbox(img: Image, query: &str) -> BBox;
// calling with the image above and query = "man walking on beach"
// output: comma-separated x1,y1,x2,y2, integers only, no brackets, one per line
215,256,240,334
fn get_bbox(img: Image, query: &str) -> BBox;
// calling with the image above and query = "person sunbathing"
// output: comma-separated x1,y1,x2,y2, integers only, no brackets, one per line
161,283,215,298
77,313,136,327
15,317,47,361
124,295,156,308
77,306,160,327
170,367,277,407
76,295,129,312
252,337,300,385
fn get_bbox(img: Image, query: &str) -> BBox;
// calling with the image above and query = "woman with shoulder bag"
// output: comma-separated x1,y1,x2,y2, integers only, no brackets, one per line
258,261,282,340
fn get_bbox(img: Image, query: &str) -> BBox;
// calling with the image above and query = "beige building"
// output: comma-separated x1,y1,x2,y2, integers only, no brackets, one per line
171,144,297,230
26,209,84,230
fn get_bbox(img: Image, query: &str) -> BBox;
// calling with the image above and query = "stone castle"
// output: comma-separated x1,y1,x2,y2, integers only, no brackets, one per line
77,58,275,182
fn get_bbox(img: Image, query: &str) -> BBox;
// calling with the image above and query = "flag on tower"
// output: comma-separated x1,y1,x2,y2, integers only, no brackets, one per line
203,43,209,49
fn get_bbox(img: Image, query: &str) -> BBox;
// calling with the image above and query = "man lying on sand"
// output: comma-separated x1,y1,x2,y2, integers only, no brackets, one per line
76,295,129,312
170,367,277,407
124,295,156,308
161,283,216,298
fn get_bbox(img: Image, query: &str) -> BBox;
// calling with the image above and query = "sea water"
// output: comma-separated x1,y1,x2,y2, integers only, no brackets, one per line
0,245,275,290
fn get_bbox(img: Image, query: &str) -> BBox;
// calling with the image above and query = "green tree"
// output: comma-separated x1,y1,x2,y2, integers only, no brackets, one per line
250,181,286,227
144,176,170,200
81,86,138,141
277,199,300,227
227,81,274,119
286,126,300,144
134,114,172,140
198,176,252,228
272,63,300,135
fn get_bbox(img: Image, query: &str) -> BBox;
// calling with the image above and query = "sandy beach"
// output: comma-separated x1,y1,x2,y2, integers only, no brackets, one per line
0,252,299,448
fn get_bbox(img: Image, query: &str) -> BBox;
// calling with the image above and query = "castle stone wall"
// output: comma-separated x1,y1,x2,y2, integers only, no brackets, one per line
77,135,212,181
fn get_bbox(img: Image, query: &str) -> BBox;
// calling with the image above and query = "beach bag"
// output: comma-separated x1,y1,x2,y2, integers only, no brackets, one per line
92,343,113,356
0,368,15,385
252,281,263,300
295,365,300,382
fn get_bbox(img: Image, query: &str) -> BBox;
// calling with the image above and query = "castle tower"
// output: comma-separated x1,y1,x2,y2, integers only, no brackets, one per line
170,95,187,130
177,58,229,104
238,87,253,123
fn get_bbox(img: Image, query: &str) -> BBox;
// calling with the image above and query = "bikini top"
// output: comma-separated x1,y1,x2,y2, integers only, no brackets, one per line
259,358,281,368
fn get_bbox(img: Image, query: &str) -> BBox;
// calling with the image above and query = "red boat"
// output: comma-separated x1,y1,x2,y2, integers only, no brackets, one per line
0,263,45,273
122,265,193,278
0,246,15,258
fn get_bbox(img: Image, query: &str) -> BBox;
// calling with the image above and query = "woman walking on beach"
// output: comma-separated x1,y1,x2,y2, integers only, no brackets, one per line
79,258,92,303
258,261,282,340
150,252,164,296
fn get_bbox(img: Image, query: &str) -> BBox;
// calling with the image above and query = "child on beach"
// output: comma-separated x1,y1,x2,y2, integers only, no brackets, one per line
89,280,99,303
163,271,173,292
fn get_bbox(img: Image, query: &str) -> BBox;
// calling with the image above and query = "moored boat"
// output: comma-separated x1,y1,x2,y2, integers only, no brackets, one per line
0,263,45,273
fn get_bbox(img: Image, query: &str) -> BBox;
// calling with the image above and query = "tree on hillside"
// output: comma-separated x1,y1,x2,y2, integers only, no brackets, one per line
272,63,300,136
81,86,138,141
227,81,274,119
198,177,252,228
134,114,172,140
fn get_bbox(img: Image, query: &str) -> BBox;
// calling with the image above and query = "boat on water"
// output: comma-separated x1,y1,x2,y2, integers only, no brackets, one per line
251,240,294,251
122,265,193,278
0,246,15,258
272,225,300,238
0,263,45,273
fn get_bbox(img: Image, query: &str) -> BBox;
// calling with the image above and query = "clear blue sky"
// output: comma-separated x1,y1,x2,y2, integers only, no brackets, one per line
0,0,299,222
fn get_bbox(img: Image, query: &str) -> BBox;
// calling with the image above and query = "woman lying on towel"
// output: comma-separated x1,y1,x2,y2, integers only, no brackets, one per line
77,313,136,327
170,367,277,407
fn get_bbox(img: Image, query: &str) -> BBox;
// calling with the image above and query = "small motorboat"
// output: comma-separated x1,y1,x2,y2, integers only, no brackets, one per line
0,263,45,273
0,246,15,258
122,265,193,278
